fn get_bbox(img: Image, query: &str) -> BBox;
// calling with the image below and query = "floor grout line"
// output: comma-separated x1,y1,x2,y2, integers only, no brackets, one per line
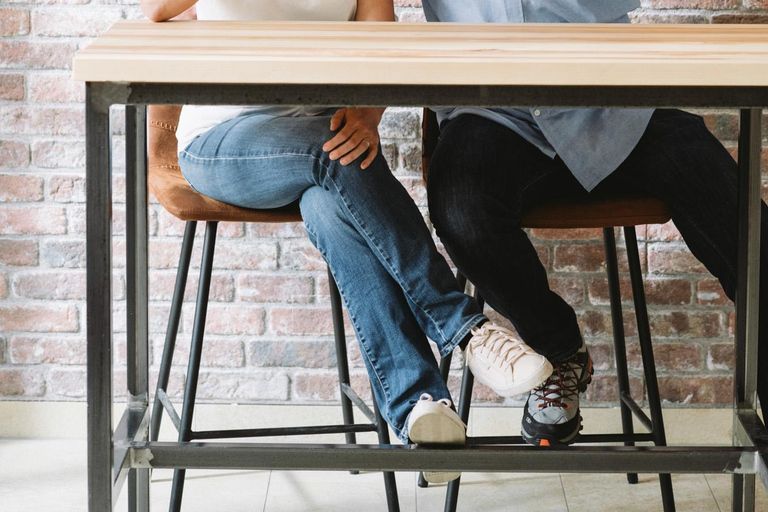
559,474,571,512
261,470,272,512
703,474,724,512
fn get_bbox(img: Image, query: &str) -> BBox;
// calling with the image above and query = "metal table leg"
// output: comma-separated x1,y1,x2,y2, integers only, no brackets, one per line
126,104,151,512
733,108,763,512
86,83,116,512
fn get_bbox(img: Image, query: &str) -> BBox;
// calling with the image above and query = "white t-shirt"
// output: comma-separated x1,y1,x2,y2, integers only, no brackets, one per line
176,0,358,153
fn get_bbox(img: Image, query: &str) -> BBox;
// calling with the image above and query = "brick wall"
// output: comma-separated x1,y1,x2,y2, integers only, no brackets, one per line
1,1,766,408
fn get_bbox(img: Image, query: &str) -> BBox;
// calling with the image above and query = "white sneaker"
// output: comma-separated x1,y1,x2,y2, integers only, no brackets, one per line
407,393,466,483
464,322,553,397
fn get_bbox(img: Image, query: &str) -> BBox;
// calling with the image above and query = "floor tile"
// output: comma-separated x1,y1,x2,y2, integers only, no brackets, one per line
415,472,568,512
561,473,720,512
263,470,416,512
705,474,768,512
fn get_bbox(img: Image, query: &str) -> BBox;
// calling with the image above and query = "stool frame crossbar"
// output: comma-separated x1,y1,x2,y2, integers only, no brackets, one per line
86,81,768,512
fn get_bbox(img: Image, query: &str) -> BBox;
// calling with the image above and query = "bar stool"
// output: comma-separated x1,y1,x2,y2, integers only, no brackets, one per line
146,105,400,512
420,109,676,512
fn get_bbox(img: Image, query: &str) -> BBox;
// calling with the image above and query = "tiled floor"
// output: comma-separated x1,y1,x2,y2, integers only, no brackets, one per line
1,406,767,511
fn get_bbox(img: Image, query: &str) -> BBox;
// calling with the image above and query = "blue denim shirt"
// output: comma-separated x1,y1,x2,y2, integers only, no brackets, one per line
422,0,655,191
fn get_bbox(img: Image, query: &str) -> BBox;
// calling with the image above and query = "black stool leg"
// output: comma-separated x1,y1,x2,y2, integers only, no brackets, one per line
327,267,359,476
169,221,218,512
372,393,400,512
444,287,483,512
624,227,675,512
603,227,639,485
152,221,197,442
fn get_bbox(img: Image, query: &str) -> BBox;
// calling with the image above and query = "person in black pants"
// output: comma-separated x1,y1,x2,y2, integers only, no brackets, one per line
427,108,768,445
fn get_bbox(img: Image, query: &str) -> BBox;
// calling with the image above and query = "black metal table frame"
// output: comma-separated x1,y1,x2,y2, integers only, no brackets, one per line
85,81,768,512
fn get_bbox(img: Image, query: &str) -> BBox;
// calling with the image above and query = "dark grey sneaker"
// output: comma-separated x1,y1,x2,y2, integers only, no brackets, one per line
521,345,593,447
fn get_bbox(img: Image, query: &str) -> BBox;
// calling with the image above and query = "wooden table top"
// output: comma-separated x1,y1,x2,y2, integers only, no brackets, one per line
73,20,768,86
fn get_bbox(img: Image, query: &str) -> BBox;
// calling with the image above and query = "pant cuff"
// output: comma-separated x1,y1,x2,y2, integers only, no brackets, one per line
439,314,488,358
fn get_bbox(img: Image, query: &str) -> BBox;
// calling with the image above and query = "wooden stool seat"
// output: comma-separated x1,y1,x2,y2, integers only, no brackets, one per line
148,105,301,223
522,195,671,229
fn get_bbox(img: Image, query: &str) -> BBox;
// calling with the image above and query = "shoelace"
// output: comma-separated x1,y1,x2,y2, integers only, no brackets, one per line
418,393,452,408
470,324,533,370
532,358,583,409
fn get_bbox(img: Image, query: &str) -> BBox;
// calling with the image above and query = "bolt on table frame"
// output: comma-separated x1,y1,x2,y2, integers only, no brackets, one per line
86,84,768,512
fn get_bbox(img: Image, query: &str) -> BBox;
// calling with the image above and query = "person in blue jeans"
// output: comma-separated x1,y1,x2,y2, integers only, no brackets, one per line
145,0,554,483
423,0,768,446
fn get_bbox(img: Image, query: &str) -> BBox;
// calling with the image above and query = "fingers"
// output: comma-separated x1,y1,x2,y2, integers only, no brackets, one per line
360,145,378,170
329,108,346,132
323,125,354,153
330,133,364,161
340,140,372,166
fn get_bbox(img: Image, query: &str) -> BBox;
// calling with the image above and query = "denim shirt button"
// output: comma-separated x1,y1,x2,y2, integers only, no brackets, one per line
534,109,541,117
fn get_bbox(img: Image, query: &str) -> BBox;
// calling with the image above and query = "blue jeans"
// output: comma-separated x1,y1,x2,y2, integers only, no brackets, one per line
428,109,768,418
178,112,486,441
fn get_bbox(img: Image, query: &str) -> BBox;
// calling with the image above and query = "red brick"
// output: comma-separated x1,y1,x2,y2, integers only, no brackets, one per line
631,12,709,24
712,13,768,23
47,368,86,398
41,239,85,268
31,141,85,170
627,342,703,371
648,243,708,274
0,368,45,396
550,276,585,305
400,176,427,206
588,277,691,306
0,305,79,332
292,371,355,401
701,112,739,141
196,370,289,401
583,375,644,403
278,239,326,271
0,205,66,234
0,41,77,69
553,244,606,272
46,175,85,202
32,8,121,37
530,227,603,240
182,304,265,335
696,278,731,306
0,9,29,36
29,74,85,103
269,307,352,336
0,140,30,168
0,272,7,299
0,239,37,266
644,221,683,242
248,339,335,369
707,342,734,370
0,336,6,363
12,271,85,300
237,274,313,303
658,376,732,404
0,174,42,202
397,141,422,173
586,342,614,371
0,106,84,136
649,0,737,8
10,336,85,364
0,74,25,100
247,221,305,238
149,271,234,302
210,240,278,270
648,311,723,339
578,310,637,338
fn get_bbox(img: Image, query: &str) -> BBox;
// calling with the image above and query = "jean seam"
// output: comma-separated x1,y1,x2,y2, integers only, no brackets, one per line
322,165,463,347
180,149,316,162
302,218,403,438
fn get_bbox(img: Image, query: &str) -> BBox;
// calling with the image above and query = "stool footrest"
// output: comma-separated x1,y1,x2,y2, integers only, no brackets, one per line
189,423,379,440
341,383,376,423
621,392,654,432
157,389,182,432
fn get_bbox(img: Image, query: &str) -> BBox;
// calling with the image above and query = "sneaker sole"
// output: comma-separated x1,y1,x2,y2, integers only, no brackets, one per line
470,359,554,398
409,403,466,484
521,413,583,447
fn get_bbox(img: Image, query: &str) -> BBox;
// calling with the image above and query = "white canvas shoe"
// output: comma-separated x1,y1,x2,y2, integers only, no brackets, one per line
407,393,466,483
464,322,553,397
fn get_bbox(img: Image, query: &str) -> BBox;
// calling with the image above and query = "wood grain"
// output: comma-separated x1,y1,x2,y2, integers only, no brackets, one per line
73,20,768,86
